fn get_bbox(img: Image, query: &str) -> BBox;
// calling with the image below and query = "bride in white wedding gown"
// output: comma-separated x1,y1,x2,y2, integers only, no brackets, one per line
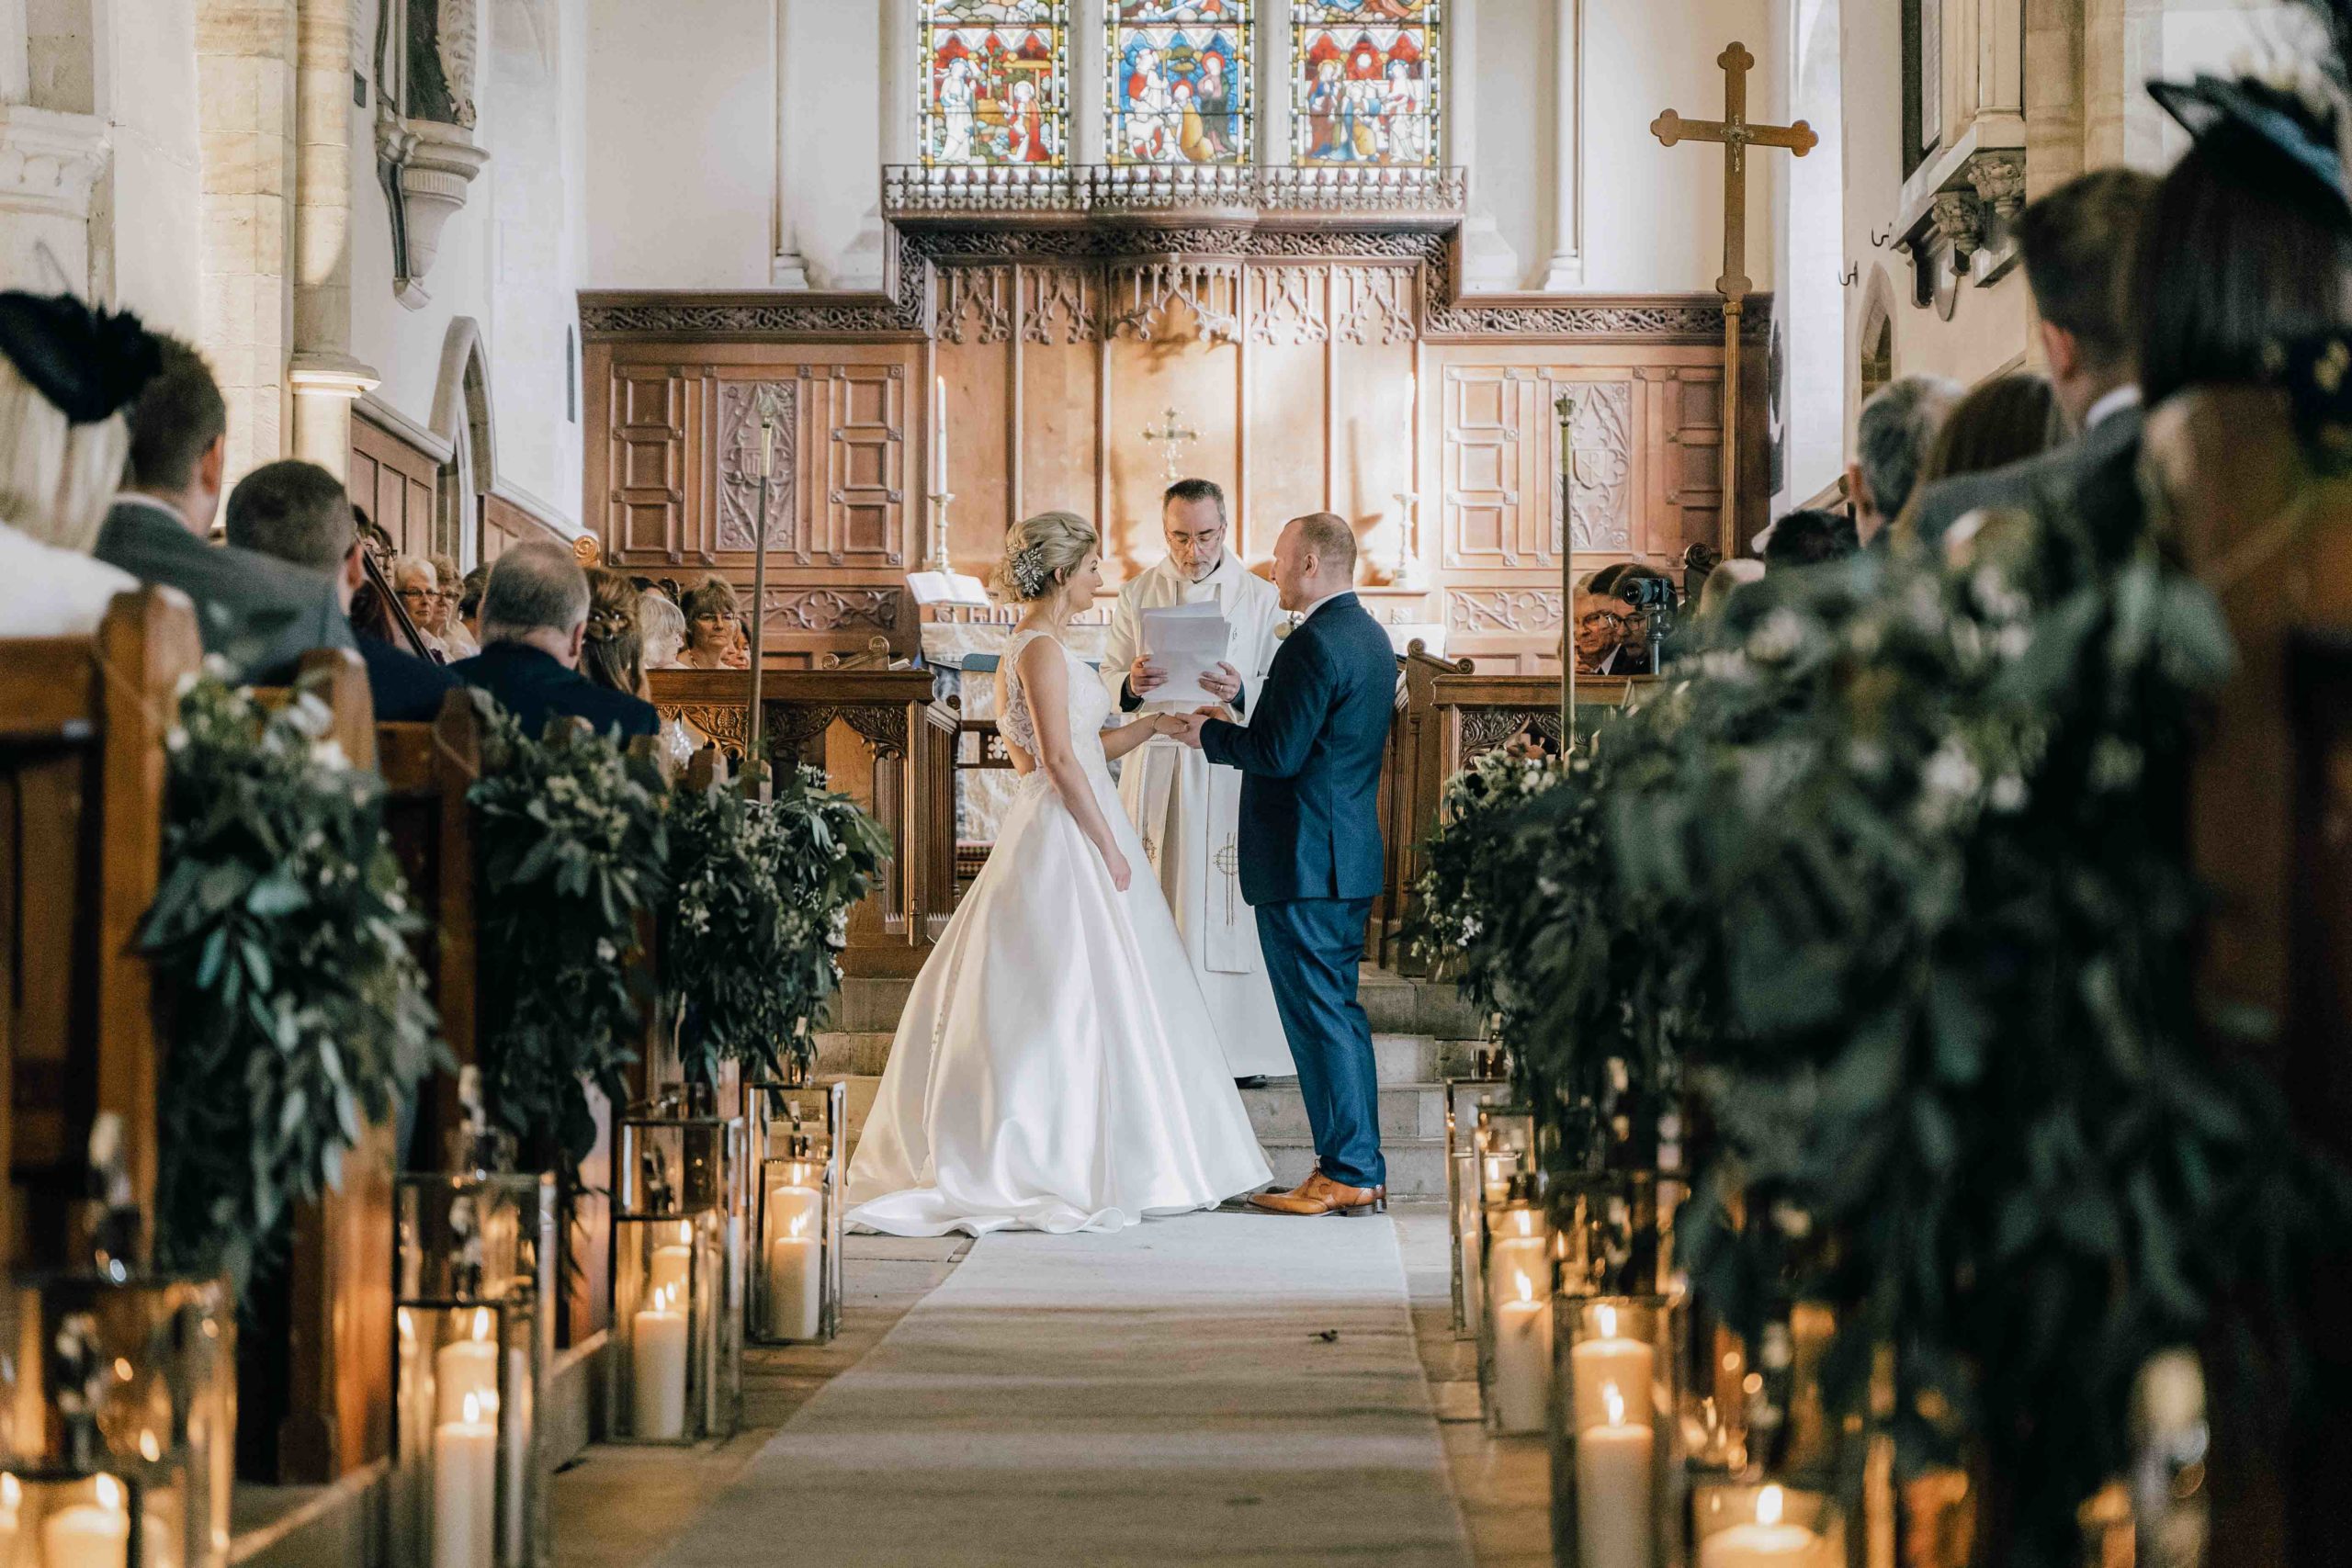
845,511,1272,1236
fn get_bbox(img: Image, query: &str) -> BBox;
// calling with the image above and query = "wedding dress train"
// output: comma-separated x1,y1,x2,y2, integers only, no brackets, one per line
843,629,1272,1236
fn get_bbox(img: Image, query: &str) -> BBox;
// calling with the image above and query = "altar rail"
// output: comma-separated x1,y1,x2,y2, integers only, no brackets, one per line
650,668,959,977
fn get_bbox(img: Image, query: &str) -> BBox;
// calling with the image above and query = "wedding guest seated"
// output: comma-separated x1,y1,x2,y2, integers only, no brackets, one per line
222,458,457,722
1906,169,2156,548
452,541,659,740
580,568,650,699
1566,578,1631,676
1585,561,1676,674
392,554,450,660
1695,558,1766,619
1762,508,1860,570
0,290,150,635
640,586,688,670
1899,374,2070,558
434,551,479,658
679,575,751,669
457,564,489,645
94,335,352,677
1849,374,1962,547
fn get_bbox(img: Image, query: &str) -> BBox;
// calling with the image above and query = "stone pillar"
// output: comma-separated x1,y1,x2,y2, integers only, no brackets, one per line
1258,0,1291,164
2022,0,2084,198
197,0,300,484
290,0,375,477
880,0,913,164
1538,0,1582,290
771,0,809,286
1071,0,1103,164
1448,0,1518,291
0,0,28,102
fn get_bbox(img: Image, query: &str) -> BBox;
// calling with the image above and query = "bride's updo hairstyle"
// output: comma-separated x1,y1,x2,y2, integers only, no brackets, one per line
991,509,1097,604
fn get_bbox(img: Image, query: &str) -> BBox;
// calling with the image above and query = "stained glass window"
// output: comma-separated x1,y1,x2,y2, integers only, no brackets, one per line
1108,3,1251,166
920,2,1071,167
1292,1,1440,167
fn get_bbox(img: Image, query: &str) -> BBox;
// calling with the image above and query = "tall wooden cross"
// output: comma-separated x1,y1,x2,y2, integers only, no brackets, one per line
1652,43,1815,553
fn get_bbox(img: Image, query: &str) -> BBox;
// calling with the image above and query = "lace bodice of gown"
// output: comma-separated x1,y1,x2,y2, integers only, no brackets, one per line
997,628,1112,776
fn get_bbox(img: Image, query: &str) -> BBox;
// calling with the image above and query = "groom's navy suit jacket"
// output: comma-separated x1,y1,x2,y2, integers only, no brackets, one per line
1199,592,1394,908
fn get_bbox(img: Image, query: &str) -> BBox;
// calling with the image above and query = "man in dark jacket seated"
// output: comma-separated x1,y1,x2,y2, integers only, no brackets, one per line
222,458,456,722
452,542,659,741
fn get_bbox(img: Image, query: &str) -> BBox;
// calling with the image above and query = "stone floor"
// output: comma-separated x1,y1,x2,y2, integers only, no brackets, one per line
550,1205,1549,1568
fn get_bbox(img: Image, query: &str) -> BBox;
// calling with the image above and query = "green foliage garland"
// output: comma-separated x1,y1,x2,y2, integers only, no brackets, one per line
139,674,442,1285
470,703,669,1165
659,762,889,1085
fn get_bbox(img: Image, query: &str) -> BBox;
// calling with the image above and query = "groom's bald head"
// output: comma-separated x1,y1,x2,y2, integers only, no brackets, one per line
1272,512,1357,611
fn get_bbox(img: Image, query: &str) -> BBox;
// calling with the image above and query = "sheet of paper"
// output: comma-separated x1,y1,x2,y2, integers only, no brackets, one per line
1139,604,1233,708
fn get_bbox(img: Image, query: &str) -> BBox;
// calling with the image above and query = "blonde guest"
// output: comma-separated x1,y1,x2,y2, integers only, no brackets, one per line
640,588,688,669
434,551,479,658
392,554,448,660
0,291,149,636
679,576,747,670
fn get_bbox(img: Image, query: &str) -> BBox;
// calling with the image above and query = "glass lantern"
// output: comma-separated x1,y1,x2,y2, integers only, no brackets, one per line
746,1077,845,1346
0,1273,234,1568
1690,1480,1847,1568
1550,1297,1681,1568
1476,1190,1555,1437
611,1103,742,1443
1443,1071,1510,1338
393,1169,555,1568
1464,1106,1537,1351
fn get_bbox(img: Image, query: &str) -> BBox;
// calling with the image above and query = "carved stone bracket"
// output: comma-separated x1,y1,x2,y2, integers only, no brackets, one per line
0,105,107,224
1928,189,1984,273
1965,151,2027,221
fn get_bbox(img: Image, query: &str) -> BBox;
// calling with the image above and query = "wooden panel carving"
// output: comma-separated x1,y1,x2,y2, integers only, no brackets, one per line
1447,588,1564,636
1103,260,1243,343
1332,265,1415,345
940,267,1012,345
1019,265,1095,344
606,367,686,563
759,585,901,633
1562,378,1634,554
1442,367,1527,570
1248,265,1328,346
820,365,907,569
351,413,442,558
716,378,798,557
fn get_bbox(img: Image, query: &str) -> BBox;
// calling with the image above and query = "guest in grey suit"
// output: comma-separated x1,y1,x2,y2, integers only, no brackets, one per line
1905,169,2158,552
93,335,351,680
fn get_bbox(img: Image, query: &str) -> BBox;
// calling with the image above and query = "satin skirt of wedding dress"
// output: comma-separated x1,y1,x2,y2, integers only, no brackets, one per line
844,766,1273,1237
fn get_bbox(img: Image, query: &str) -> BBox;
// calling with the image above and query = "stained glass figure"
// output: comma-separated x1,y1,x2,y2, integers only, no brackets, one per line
1292,1,1440,167
921,2,1071,167
1109,4,1251,166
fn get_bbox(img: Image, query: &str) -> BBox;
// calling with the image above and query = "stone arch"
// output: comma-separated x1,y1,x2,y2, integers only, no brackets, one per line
433,316,497,563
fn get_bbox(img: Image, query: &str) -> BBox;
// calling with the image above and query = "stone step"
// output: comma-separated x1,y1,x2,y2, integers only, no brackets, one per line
1261,1135,1447,1199
1238,1079,1446,1142
820,1030,1481,1088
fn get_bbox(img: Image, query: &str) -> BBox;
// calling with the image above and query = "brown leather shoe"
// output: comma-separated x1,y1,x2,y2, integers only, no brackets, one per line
1247,1171,1387,1217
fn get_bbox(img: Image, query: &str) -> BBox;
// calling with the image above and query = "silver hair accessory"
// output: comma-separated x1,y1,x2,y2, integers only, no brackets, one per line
1009,541,1054,600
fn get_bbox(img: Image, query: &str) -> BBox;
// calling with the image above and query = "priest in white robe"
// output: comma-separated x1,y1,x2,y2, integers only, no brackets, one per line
1102,479,1294,1083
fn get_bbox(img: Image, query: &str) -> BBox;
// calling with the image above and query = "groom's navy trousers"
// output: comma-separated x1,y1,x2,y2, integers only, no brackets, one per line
1200,593,1396,1191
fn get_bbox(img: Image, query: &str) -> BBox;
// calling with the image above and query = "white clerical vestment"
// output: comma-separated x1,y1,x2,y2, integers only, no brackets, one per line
1102,552,1293,1078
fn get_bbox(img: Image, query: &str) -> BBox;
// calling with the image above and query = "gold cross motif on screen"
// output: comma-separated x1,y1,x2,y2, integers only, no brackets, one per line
1140,407,1200,480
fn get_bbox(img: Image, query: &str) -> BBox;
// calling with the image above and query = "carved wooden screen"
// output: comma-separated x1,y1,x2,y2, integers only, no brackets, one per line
1108,3,1251,165
921,1,1071,167
1292,0,1439,167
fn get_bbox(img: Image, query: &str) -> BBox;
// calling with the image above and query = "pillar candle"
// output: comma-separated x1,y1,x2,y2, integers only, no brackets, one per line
933,375,948,493
434,1311,499,1425
631,1290,690,1440
500,1345,533,1567
765,1185,823,1339
43,1476,129,1568
0,1473,18,1568
1486,1224,1547,1329
1697,1487,1826,1568
1569,1303,1657,1435
1481,1154,1515,1204
431,1393,497,1568
1576,1382,1656,1568
1489,1271,1553,1434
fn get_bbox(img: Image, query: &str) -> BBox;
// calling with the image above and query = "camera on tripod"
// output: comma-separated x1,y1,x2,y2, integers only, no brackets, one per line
1614,575,1675,612
1612,572,1677,672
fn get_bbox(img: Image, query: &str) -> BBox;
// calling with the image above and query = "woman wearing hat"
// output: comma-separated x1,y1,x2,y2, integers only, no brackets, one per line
0,291,158,635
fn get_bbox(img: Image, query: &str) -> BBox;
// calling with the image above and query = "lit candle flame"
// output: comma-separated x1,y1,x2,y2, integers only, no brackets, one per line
1597,1303,1617,1338
471,1306,491,1342
1511,1209,1535,1237
398,1307,414,1341
1514,1272,1534,1305
113,1357,133,1382
677,1220,693,1247
790,1212,808,1240
96,1475,122,1511
462,1392,481,1426
139,1430,161,1462
3,1473,21,1509
1602,1382,1625,1427
1758,1485,1783,1528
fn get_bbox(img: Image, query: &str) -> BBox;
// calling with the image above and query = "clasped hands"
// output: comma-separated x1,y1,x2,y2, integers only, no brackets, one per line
1130,654,1238,750
1143,707,1224,748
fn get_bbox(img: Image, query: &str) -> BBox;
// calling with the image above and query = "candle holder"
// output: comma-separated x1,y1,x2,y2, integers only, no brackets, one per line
393,1165,556,1568
745,1075,845,1345
924,491,955,576
0,1272,236,1568
1465,1105,1538,1353
1690,1480,1846,1568
1550,1296,1682,1568
1444,1069,1510,1338
1552,1168,1683,1303
1476,1190,1555,1437
610,1102,742,1443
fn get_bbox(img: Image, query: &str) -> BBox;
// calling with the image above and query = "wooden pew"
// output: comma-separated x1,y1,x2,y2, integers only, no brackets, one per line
650,668,961,976
1,588,201,1263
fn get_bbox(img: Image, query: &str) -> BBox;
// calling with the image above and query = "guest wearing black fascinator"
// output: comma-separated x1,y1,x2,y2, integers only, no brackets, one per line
0,290,156,635
93,332,355,680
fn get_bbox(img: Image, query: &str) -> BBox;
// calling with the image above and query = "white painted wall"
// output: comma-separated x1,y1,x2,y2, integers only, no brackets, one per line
1777,0,1845,511
97,0,202,333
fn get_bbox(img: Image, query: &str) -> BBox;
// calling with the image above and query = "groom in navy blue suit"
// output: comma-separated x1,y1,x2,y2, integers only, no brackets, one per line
1176,513,1395,1216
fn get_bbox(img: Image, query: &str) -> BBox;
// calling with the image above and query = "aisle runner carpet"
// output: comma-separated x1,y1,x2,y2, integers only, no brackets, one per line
652,1212,1475,1566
